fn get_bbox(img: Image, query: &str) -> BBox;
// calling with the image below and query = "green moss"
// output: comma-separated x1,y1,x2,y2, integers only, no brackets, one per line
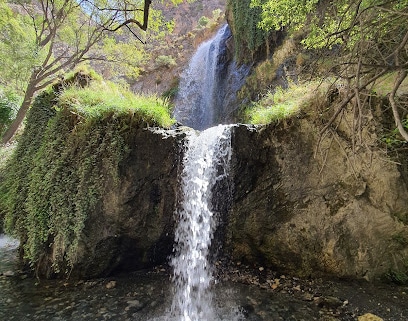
0,72,175,275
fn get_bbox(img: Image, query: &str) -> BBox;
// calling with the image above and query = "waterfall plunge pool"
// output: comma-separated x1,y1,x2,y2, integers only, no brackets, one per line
1,242,407,321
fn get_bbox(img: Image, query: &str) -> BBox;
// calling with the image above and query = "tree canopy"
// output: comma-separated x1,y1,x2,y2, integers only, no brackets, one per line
252,0,408,141
0,0,180,144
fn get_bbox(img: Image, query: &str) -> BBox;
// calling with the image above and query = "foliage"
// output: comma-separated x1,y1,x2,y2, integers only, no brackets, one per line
245,81,328,124
0,0,182,144
227,0,269,62
0,89,21,135
0,0,39,95
197,16,210,28
252,0,406,48
154,55,177,68
251,0,408,142
0,73,174,275
381,119,408,149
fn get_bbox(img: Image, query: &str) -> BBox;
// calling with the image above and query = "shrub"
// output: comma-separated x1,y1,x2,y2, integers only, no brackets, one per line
198,16,210,28
154,55,177,68
0,89,21,135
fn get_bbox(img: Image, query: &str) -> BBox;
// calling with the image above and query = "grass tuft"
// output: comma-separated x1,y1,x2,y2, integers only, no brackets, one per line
59,81,175,128
245,81,328,124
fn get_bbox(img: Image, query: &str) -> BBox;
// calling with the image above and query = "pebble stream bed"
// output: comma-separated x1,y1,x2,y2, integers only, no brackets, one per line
1,235,408,321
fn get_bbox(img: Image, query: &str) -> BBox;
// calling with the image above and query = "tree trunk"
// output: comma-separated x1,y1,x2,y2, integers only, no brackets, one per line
1,84,36,145
389,70,408,142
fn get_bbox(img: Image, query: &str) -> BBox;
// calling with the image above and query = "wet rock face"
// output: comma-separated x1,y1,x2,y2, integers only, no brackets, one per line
227,119,408,281
71,127,188,278
65,116,408,281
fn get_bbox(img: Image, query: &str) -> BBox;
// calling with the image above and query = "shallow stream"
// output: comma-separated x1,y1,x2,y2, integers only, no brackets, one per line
1,234,408,321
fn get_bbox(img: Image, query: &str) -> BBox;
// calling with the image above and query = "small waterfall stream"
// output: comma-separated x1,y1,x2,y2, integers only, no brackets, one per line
168,24,244,320
173,24,250,130
170,125,233,320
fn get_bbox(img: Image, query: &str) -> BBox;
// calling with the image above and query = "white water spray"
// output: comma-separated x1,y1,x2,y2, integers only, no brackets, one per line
170,125,232,321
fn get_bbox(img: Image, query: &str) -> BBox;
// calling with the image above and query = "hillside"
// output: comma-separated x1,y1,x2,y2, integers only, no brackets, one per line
132,0,227,96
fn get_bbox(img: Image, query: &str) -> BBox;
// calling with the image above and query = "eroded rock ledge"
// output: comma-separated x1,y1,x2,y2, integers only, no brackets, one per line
14,114,407,281
227,118,408,282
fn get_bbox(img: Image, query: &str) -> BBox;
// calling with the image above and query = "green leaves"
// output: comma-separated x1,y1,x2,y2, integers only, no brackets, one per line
0,89,21,135
252,0,319,32
0,1,38,94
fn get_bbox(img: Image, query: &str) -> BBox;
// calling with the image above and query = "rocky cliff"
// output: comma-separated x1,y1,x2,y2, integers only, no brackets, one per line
227,109,408,281
74,106,408,282
73,127,185,278
6,102,407,282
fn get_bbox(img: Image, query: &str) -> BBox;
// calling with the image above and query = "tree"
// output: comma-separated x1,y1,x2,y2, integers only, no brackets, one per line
252,0,408,141
0,0,179,144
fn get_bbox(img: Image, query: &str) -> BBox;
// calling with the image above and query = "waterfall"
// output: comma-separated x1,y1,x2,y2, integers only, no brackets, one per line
173,25,250,130
169,125,233,321
161,23,247,321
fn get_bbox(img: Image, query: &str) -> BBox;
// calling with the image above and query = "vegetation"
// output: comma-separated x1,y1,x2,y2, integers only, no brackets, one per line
0,89,20,136
227,0,270,62
155,55,177,68
251,0,408,142
0,72,174,275
245,81,328,124
0,0,182,144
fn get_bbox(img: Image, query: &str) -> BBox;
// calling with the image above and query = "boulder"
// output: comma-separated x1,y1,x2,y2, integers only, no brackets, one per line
226,115,408,281
69,126,189,278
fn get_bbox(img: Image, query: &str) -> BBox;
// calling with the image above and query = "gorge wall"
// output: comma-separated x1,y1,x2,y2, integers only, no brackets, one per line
72,108,408,282
5,102,408,281
72,126,184,278
228,112,408,281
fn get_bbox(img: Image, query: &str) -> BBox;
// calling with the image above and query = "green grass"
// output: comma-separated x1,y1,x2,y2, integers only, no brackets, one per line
59,81,175,128
372,73,408,96
245,81,328,124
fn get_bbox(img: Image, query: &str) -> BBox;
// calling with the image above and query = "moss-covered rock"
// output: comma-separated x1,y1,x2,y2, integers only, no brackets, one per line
0,74,183,278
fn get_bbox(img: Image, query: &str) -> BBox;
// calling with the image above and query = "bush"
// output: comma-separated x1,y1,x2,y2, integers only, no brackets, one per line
0,89,21,135
198,16,210,28
154,55,177,68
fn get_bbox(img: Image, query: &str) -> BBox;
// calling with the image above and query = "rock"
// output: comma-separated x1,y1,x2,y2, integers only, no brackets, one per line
31,125,189,279
302,293,314,301
125,299,144,311
3,270,15,277
314,296,344,309
226,122,408,281
105,280,117,289
358,313,384,321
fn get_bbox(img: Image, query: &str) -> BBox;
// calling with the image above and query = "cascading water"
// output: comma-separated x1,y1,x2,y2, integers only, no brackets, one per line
173,24,250,130
169,125,233,321
163,24,246,321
